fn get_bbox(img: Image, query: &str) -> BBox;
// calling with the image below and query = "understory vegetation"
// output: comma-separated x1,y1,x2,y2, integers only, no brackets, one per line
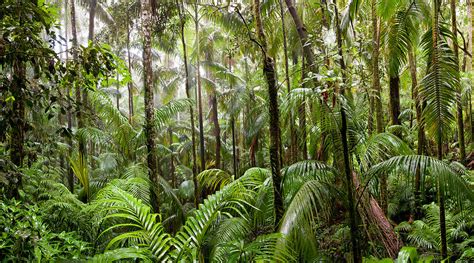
0,0,473,262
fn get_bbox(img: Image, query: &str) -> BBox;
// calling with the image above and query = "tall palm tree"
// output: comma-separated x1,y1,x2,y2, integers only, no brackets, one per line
449,0,466,162
420,0,460,258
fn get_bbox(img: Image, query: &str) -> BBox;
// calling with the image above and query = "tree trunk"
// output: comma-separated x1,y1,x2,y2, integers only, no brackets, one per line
88,0,97,42
176,0,198,206
334,2,361,262
126,2,134,122
432,1,447,258
279,0,296,164
205,51,221,169
469,0,474,145
371,0,383,134
194,4,206,172
9,59,26,198
64,0,74,192
408,47,424,218
253,0,284,226
353,173,403,258
284,0,317,75
300,57,308,160
141,0,159,213
169,128,175,188
231,117,238,177
450,0,466,162
389,76,401,127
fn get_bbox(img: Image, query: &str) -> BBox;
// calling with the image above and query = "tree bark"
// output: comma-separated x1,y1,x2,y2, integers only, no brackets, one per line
450,0,466,162
176,0,198,206
205,51,221,169
194,4,206,172
126,1,134,122
408,48,424,218
300,57,308,160
432,1,447,258
389,76,401,128
253,0,284,226
141,0,160,213
371,0,383,134
88,0,97,42
334,2,361,262
353,173,403,258
284,0,317,75
279,0,296,164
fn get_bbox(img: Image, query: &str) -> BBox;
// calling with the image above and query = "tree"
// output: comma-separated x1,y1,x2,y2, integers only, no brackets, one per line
141,0,159,213
252,0,284,226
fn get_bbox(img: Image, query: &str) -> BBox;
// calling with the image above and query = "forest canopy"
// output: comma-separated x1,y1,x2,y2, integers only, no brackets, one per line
0,0,473,262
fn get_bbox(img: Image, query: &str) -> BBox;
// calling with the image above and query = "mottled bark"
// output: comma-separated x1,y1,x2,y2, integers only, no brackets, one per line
253,0,284,226
372,0,383,133
141,0,159,213
334,3,361,262
450,0,466,162
279,0,296,164
353,173,403,258
126,3,134,122
194,4,206,172
176,0,198,206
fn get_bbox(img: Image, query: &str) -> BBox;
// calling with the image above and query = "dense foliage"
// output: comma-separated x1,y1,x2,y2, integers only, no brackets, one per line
0,0,473,262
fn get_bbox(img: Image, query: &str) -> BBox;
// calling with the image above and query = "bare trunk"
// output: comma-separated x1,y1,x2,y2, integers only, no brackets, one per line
254,0,284,226
176,0,198,206
141,0,159,213
194,4,206,172
279,0,296,164
371,0,383,133
284,0,317,75
88,0,97,42
408,48,424,218
432,1,447,258
334,3,361,261
300,57,308,160
450,0,466,162
126,3,134,122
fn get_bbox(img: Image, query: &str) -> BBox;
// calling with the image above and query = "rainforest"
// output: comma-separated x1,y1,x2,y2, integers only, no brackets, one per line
0,0,473,262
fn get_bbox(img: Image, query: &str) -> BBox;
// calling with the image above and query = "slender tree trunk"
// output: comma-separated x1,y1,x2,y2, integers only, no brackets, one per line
231,117,238,177
9,60,25,198
432,1,447,258
371,0,383,134
389,76,401,128
409,48,424,218
194,4,206,172
300,57,308,160
371,0,386,214
141,0,159,213
177,0,198,206
253,0,284,226
205,51,221,169
64,0,74,192
126,2,134,122
470,0,474,145
169,128,175,188
279,0,296,164
70,0,86,163
334,2,361,262
88,0,97,42
284,0,317,75
450,0,466,162
116,74,120,110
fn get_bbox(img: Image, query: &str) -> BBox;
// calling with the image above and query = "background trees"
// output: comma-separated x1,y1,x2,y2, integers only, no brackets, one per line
0,0,473,261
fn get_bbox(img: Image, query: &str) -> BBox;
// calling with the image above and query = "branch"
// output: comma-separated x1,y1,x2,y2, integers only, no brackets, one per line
234,8,266,56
